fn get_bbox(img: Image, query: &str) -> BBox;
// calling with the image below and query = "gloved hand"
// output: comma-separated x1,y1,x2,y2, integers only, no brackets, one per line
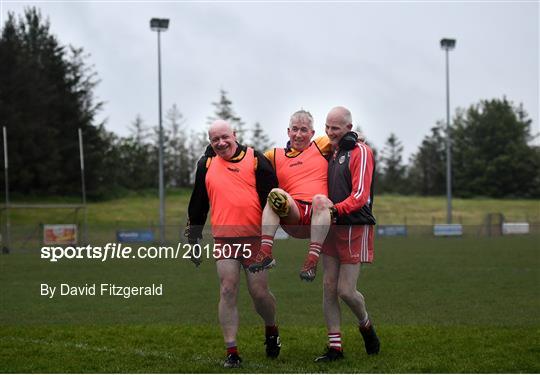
184,223,202,267
329,206,338,224
187,238,202,267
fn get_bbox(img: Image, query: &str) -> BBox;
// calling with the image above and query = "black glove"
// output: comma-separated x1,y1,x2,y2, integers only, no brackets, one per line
187,239,202,267
338,131,358,151
184,222,202,267
329,206,338,224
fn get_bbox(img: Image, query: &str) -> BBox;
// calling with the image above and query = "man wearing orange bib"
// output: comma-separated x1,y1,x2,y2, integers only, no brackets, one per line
248,110,334,281
185,120,280,368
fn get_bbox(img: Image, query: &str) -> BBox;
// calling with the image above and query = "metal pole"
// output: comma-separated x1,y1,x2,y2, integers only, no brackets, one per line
445,48,452,224
2,126,10,253
78,128,88,245
157,30,166,244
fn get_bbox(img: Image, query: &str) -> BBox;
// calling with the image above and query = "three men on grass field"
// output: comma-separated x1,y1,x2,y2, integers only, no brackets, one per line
185,108,380,367
185,120,281,368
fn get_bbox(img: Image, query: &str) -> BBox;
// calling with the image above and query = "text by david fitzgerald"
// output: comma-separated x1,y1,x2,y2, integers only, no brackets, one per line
41,283,163,299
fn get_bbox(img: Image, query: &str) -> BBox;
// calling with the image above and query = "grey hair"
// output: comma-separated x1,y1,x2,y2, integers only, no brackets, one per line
289,109,314,128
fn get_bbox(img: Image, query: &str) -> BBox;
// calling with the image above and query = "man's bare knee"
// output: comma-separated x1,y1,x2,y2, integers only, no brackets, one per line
337,284,359,303
249,284,270,301
312,194,332,212
220,280,239,302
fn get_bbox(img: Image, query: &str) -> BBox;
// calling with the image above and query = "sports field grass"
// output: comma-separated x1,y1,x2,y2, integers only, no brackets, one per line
1,235,539,372
5,190,540,226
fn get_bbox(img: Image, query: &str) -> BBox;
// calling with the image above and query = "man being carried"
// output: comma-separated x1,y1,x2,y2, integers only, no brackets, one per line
248,109,335,281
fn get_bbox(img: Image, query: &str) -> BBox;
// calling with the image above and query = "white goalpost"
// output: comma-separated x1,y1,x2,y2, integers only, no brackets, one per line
1,126,88,253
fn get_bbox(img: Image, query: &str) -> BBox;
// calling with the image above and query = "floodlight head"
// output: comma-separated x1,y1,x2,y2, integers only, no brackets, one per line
150,18,170,31
440,38,456,51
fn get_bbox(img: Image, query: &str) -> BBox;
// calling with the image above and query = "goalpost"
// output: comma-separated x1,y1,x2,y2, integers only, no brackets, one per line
1,127,88,253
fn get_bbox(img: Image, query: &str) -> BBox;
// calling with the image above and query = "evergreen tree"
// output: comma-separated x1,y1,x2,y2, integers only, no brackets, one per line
0,8,110,197
451,98,539,198
207,89,246,144
250,122,273,151
379,133,406,193
407,122,447,195
129,114,150,145
164,104,190,187
120,115,156,190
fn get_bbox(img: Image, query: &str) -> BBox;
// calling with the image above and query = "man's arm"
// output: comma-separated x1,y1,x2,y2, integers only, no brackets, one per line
313,135,332,157
255,150,278,209
334,143,374,216
263,148,276,170
185,156,210,241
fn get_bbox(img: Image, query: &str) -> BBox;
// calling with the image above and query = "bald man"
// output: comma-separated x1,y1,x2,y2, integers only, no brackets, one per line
314,106,380,362
185,120,281,368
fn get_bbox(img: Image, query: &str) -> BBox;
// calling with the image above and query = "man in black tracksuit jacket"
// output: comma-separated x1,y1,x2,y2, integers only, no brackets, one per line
313,106,381,362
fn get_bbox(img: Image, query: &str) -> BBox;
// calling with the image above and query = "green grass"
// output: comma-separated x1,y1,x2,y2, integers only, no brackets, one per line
1,325,537,373
1,235,539,372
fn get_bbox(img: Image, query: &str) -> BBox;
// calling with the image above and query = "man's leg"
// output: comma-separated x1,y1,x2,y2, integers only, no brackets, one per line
245,269,276,325
300,194,332,281
216,259,242,365
315,254,344,362
337,263,380,355
245,269,281,358
336,263,367,322
249,188,300,272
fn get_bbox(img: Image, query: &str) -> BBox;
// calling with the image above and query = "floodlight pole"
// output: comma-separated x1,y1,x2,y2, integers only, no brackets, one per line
440,38,456,224
150,18,169,244
2,126,10,253
78,128,88,245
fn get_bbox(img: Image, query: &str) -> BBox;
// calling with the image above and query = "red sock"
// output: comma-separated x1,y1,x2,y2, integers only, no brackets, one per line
307,241,322,262
260,235,274,257
328,332,342,351
226,345,238,356
265,325,279,336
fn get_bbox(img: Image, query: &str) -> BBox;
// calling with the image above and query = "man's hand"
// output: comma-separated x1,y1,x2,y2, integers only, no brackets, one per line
185,222,202,267
187,238,202,267
329,206,338,224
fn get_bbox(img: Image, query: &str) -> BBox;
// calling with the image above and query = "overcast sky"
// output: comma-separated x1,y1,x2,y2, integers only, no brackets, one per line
2,1,538,158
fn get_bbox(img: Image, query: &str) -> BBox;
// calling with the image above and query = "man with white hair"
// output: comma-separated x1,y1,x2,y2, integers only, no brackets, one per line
185,120,281,368
248,109,337,281
313,106,380,362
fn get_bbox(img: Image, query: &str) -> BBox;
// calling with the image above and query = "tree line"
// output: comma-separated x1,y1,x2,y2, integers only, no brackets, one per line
1,8,539,199
376,98,540,198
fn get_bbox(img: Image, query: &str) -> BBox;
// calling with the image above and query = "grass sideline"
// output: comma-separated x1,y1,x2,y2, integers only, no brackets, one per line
1,235,538,372
4,191,540,226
